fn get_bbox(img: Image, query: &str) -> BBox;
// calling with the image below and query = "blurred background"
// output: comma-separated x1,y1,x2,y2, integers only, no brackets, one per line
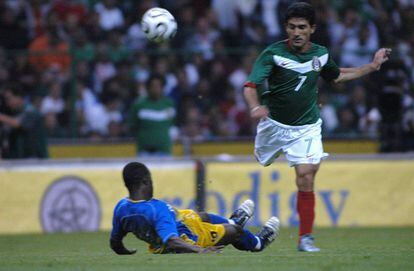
0,0,413,159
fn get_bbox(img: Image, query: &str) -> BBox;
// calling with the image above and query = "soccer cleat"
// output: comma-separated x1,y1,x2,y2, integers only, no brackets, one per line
229,199,255,227
298,234,320,252
257,217,280,249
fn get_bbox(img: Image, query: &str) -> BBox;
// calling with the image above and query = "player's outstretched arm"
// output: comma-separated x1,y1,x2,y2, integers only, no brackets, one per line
243,86,269,120
166,236,223,253
334,48,392,83
110,238,137,255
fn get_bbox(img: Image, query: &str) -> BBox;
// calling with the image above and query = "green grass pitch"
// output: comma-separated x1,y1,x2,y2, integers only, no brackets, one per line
1,227,413,271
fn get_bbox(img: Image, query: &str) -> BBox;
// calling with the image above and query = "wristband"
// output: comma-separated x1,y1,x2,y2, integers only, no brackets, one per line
250,106,261,113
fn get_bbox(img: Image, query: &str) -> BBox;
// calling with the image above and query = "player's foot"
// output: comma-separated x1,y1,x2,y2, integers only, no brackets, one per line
257,217,280,249
298,234,320,252
229,199,255,227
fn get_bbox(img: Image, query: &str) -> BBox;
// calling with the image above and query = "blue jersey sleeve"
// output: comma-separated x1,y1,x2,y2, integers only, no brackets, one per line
154,202,179,244
110,204,127,241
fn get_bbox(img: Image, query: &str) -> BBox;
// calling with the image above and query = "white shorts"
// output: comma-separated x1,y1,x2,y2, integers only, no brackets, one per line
254,117,328,167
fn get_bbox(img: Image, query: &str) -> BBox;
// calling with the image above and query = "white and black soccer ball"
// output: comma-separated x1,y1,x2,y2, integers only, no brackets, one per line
141,7,177,43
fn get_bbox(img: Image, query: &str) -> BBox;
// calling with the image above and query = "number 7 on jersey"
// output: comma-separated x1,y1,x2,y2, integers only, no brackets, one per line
294,75,307,91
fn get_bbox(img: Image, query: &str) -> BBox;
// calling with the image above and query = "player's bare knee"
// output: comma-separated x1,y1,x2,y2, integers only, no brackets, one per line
296,171,316,191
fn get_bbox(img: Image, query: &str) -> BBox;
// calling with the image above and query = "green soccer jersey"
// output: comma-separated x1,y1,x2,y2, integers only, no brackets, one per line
129,97,175,154
246,41,340,125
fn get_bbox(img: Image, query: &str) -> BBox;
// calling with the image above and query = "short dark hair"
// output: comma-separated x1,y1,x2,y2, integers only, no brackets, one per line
285,2,316,26
146,73,166,89
122,162,151,191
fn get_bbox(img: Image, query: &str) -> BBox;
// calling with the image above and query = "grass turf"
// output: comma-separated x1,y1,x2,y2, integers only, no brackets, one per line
1,227,413,271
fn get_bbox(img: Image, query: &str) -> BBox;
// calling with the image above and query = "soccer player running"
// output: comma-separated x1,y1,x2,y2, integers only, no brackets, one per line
110,162,280,254
243,2,391,252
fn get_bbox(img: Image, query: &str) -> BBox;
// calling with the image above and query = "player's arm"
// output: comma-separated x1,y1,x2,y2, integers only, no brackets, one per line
110,238,137,255
243,48,274,120
0,113,21,128
166,236,222,253
243,85,269,120
334,48,391,83
110,206,137,255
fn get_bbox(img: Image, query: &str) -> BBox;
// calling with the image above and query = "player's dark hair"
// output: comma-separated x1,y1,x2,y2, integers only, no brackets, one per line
122,162,152,191
284,2,316,26
146,73,166,89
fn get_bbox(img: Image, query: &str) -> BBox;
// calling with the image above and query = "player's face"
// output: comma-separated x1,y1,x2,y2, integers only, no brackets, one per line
148,79,163,99
285,18,315,51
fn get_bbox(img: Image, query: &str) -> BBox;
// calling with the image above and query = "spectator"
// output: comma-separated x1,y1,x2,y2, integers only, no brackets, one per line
72,29,95,62
94,0,124,32
124,19,148,51
319,92,339,135
0,6,30,49
107,30,129,63
228,51,257,110
185,16,220,60
128,74,176,156
377,60,407,152
181,104,208,141
0,85,48,159
0,0,412,148
28,28,71,73
44,112,66,138
333,107,359,137
41,81,65,115
92,43,117,93
340,22,379,67
346,86,369,131
153,57,178,97
8,54,38,96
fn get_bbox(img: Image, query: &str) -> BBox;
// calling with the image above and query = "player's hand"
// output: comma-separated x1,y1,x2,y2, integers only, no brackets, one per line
250,105,269,120
115,248,137,255
198,245,224,254
125,249,137,255
372,48,392,70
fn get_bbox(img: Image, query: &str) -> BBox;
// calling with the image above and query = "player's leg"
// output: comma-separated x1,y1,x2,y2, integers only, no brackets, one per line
198,199,255,227
231,217,280,252
254,117,286,167
295,163,320,252
216,224,243,246
282,120,326,252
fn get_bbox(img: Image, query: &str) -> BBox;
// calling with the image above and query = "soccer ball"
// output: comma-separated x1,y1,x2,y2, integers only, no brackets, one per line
141,7,177,43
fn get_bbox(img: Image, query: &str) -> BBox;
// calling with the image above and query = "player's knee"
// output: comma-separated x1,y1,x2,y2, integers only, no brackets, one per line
297,171,314,183
197,212,210,222
296,170,317,190
297,165,318,180
225,224,243,240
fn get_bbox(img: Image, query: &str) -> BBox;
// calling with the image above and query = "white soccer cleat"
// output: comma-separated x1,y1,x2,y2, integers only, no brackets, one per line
298,234,320,252
257,216,280,249
229,199,255,227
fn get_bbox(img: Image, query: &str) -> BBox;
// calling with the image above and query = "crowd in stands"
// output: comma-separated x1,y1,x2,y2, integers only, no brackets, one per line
0,0,414,153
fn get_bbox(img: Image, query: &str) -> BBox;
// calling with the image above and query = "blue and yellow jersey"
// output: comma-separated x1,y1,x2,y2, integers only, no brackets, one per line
110,198,226,254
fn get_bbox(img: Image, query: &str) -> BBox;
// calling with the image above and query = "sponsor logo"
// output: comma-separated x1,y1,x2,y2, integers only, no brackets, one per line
40,176,101,233
311,56,322,72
